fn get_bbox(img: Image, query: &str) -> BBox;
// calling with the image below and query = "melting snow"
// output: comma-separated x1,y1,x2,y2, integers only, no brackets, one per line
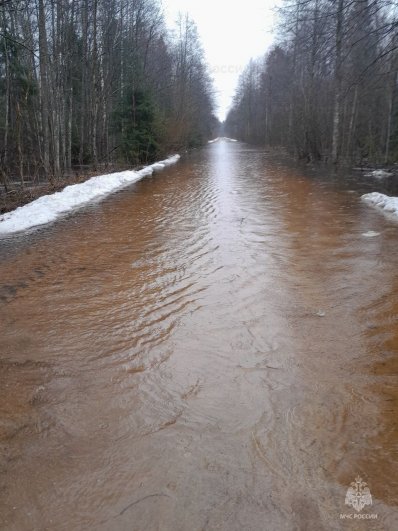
364,169,392,179
208,137,238,144
362,192,398,218
362,231,381,237
0,155,180,235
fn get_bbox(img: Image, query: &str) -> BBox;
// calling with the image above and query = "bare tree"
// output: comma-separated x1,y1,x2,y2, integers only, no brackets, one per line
226,0,398,165
0,0,217,188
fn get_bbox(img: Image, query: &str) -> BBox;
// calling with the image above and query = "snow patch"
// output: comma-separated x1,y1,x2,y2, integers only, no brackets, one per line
362,192,398,218
364,169,392,179
0,154,180,235
362,230,380,238
208,137,238,144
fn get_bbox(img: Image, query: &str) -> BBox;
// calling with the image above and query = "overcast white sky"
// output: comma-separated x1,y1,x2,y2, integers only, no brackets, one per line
162,0,282,121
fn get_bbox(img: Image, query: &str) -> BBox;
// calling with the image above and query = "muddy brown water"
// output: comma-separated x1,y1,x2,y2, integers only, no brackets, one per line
0,141,397,530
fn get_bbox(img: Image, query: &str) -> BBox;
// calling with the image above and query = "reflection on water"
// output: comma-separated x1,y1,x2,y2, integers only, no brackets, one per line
0,141,397,530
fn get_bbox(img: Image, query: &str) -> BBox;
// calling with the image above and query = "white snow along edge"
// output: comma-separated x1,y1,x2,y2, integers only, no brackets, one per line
361,192,398,217
0,155,181,234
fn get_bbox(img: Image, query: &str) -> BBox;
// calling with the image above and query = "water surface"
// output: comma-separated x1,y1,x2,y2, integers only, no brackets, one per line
1,141,397,530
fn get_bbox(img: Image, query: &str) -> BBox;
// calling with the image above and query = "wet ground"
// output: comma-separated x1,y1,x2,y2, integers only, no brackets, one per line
0,141,397,530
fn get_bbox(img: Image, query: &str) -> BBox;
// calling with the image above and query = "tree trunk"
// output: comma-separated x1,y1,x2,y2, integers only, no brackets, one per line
331,0,344,165
2,8,10,181
38,0,51,178
91,0,98,167
346,85,358,161
79,0,88,166
385,57,398,164
67,87,73,171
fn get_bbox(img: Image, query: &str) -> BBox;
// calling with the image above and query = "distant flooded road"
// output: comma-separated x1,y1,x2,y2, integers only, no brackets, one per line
1,141,397,530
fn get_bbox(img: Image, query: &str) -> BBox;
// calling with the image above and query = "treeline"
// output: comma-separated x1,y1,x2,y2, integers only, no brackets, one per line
0,0,217,187
225,0,398,164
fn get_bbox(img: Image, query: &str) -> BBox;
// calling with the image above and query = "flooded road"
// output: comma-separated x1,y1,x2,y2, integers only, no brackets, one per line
0,141,397,530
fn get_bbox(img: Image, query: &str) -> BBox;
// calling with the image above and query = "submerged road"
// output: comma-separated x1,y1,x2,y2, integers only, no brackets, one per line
0,141,397,530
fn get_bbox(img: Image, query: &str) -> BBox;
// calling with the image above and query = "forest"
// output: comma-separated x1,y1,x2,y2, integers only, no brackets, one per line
0,0,218,190
225,0,398,165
